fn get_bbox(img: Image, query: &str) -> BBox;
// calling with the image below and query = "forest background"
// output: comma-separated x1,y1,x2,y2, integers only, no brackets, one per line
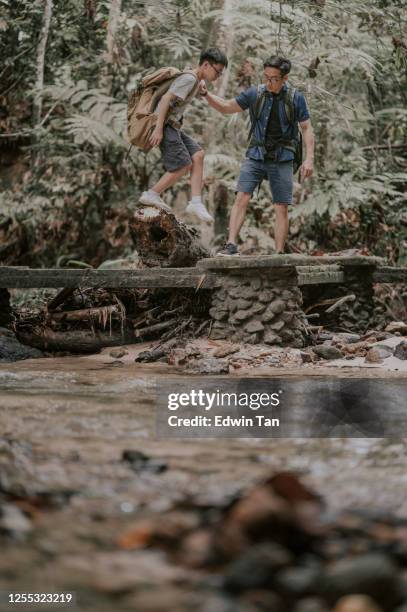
0,0,406,269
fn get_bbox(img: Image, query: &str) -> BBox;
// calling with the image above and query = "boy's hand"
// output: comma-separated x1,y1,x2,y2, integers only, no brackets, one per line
149,126,163,147
199,81,208,97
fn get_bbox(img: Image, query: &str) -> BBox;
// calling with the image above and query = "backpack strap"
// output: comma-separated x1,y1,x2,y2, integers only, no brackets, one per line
247,84,266,146
283,84,297,126
180,69,200,105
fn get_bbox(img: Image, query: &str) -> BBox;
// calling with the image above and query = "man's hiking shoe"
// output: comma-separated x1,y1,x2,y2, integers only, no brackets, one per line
217,242,239,256
185,201,214,223
139,191,172,213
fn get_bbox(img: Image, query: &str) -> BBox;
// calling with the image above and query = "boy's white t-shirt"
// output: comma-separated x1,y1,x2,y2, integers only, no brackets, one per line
156,73,199,122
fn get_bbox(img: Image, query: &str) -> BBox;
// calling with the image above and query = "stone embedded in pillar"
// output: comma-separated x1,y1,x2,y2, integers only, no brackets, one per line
208,266,308,347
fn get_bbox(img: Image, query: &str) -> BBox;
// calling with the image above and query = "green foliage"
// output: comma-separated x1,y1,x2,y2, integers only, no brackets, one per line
0,0,406,264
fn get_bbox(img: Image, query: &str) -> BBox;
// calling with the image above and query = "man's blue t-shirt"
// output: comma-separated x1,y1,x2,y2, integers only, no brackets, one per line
235,82,310,162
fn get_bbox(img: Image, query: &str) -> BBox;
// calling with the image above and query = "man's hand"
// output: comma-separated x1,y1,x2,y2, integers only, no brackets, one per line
300,158,314,180
199,80,208,97
149,126,163,148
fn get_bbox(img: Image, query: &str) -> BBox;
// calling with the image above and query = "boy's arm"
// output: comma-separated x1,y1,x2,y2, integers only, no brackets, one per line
149,91,175,147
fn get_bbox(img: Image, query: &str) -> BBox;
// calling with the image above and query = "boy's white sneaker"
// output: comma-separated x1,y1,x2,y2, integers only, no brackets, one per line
185,200,214,222
139,191,172,213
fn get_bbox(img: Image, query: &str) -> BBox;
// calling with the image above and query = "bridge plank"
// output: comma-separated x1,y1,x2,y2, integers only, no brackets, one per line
0,267,221,289
373,266,407,283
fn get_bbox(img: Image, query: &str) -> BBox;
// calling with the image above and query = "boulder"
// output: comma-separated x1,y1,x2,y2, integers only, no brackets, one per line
0,328,44,362
394,341,407,360
312,345,343,360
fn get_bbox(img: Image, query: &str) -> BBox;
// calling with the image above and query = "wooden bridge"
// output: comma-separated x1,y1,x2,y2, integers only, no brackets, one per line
0,255,405,289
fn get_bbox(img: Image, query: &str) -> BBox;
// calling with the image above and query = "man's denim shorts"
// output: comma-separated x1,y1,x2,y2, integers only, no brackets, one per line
236,158,293,204
160,125,202,172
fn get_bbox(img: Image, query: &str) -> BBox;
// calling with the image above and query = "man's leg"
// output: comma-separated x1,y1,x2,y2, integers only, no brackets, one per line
268,160,293,253
274,203,289,253
228,192,252,244
228,158,264,242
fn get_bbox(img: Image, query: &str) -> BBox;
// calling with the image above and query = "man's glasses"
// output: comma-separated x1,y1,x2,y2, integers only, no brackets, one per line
263,75,283,84
210,64,224,77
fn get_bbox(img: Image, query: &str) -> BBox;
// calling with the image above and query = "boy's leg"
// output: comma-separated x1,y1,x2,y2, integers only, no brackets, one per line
180,132,213,222
150,125,193,193
190,149,205,197
151,164,191,194
140,125,192,211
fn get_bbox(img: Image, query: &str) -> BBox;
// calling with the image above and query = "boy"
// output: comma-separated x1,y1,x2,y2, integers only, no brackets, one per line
139,47,228,222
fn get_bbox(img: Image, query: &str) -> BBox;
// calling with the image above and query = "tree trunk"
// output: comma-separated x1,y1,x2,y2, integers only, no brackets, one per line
129,206,208,268
15,327,135,354
214,0,236,98
100,0,122,95
32,0,53,127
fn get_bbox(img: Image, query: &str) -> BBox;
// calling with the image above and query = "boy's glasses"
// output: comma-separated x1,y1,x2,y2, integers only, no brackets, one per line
210,64,224,77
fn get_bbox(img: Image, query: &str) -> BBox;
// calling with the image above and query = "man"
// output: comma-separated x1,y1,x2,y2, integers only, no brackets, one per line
201,56,314,253
139,47,228,222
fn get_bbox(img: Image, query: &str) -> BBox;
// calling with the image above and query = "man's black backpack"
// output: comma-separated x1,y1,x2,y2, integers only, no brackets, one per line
247,83,303,174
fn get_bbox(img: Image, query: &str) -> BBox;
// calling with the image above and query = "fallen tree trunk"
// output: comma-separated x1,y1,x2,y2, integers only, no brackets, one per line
16,327,136,353
129,206,208,267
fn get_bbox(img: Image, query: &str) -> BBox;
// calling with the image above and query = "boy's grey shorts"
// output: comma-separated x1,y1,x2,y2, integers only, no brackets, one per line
160,125,202,172
236,158,294,204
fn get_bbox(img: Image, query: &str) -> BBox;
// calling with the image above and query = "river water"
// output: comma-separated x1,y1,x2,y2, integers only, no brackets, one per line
0,350,406,610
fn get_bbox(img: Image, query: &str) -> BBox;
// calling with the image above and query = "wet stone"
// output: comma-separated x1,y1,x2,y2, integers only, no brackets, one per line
281,311,295,323
334,333,361,344
259,290,274,303
244,320,264,334
109,347,128,359
264,331,282,345
269,299,286,314
365,348,391,363
318,553,400,609
223,543,293,593
209,308,228,321
187,357,229,375
312,345,343,360
385,321,407,335
293,597,330,612
262,307,277,323
0,503,32,539
249,302,266,315
0,328,44,362
268,319,285,332
122,450,167,473
274,565,322,597
394,341,407,360
239,590,285,612
234,310,252,322
210,329,228,340
235,298,253,310
331,594,383,612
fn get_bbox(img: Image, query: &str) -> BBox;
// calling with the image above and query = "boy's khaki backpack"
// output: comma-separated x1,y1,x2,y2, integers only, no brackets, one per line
127,67,199,152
